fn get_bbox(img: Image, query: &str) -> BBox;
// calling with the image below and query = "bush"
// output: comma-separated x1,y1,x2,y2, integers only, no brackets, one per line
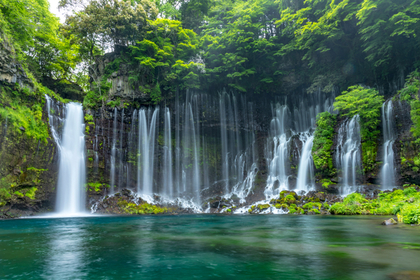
334,86,384,172
312,112,336,175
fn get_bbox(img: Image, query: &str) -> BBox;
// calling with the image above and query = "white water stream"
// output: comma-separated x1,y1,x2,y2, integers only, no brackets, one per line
46,96,86,215
381,100,396,189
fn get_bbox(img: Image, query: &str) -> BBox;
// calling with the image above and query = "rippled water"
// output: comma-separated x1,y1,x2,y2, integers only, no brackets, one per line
1,215,420,279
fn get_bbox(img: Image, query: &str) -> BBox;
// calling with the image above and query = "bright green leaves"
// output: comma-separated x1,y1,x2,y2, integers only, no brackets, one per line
312,111,337,175
398,70,420,141
357,0,420,67
201,0,280,93
128,18,201,100
334,85,384,132
334,85,384,172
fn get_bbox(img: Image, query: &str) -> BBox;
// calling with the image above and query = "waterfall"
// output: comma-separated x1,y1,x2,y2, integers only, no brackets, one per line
118,109,125,189
162,107,173,198
381,100,396,189
265,104,290,199
46,98,86,215
181,95,201,203
264,91,335,196
110,108,117,194
219,93,229,193
295,133,315,192
98,92,258,206
137,108,159,195
336,115,362,194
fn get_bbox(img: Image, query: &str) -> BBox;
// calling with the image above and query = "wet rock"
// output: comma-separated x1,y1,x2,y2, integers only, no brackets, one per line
382,218,398,225
388,271,420,280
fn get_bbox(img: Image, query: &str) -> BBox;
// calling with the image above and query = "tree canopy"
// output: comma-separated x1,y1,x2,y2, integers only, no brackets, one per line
1,0,420,99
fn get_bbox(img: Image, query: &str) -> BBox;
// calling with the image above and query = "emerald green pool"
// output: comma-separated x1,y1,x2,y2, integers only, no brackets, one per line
1,215,419,279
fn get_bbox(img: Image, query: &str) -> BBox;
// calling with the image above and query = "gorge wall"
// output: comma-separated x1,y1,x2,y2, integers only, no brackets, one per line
1,44,420,217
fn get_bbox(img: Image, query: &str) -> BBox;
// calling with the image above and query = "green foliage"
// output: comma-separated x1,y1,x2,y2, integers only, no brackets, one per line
0,0,81,84
320,179,334,189
302,202,322,210
84,114,94,122
284,195,297,204
24,187,37,200
14,191,24,198
334,86,384,172
118,200,168,214
0,85,50,144
398,70,420,142
329,188,420,224
312,112,337,175
86,182,108,192
106,99,121,108
199,0,420,94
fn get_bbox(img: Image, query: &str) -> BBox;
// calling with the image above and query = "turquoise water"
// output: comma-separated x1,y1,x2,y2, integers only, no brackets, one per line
1,215,420,279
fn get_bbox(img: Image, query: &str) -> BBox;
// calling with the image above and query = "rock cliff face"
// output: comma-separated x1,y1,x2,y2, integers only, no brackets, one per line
2,38,420,217
0,36,33,89
394,100,420,185
0,35,58,218
0,119,59,218
90,53,153,104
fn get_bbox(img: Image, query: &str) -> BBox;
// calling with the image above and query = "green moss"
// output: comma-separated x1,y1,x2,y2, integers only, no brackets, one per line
86,182,108,192
284,194,296,204
226,208,231,212
88,157,94,162
308,209,321,214
14,191,24,197
84,114,94,122
118,200,168,215
25,187,37,200
330,191,391,215
320,179,334,188
302,202,322,210
257,204,270,210
0,87,49,144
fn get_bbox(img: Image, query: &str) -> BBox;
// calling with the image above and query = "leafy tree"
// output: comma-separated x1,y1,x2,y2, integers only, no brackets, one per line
334,85,384,171
312,111,337,175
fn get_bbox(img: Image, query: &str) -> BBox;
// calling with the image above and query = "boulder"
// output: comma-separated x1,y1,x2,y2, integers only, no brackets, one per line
382,218,398,225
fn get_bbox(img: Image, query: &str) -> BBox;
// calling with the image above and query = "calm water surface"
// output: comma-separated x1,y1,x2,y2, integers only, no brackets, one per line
1,215,420,279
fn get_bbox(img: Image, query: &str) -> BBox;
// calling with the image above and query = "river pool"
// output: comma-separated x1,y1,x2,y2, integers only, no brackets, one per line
1,215,419,279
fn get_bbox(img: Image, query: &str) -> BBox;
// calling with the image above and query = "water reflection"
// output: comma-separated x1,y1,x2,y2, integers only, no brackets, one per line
42,219,87,279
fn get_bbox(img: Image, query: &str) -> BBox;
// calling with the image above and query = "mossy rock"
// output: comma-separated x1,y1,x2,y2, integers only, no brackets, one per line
257,204,270,210
284,194,297,204
308,209,321,215
279,190,298,200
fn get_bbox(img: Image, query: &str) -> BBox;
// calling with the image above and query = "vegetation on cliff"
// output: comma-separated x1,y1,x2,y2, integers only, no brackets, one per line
333,86,384,172
312,112,336,177
330,187,420,224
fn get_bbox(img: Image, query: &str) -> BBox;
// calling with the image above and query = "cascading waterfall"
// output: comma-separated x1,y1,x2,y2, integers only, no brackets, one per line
46,96,86,215
94,91,257,207
295,133,315,192
219,92,257,201
110,108,117,194
137,107,159,195
336,115,362,194
118,109,125,189
265,104,290,199
162,107,173,198
264,90,335,195
381,100,396,189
